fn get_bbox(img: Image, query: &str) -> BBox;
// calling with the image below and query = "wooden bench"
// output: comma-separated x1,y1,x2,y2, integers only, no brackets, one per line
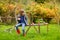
3,22,48,34
26,22,48,34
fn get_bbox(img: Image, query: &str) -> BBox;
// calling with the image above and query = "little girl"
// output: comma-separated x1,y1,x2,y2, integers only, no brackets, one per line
15,9,27,36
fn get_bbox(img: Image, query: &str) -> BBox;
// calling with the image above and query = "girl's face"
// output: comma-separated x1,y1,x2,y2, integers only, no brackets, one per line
20,11,25,16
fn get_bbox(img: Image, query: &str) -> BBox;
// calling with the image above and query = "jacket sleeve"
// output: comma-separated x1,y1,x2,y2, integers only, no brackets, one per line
24,15,28,25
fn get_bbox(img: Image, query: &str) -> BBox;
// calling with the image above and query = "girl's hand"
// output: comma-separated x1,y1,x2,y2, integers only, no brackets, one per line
17,18,20,20
32,22,34,25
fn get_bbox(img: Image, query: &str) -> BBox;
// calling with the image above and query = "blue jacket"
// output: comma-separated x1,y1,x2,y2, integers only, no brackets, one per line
18,15,27,25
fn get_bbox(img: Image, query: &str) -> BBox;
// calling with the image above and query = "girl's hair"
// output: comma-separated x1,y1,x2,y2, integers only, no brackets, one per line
19,9,26,17
19,10,25,16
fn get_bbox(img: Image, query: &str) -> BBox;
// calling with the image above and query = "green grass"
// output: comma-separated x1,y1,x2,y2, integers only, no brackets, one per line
0,24,60,40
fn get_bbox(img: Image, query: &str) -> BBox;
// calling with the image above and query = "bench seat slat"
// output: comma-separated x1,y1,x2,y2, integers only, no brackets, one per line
26,23,48,26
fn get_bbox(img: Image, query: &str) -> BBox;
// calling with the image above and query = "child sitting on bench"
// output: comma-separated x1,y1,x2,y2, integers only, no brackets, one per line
15,9,27,36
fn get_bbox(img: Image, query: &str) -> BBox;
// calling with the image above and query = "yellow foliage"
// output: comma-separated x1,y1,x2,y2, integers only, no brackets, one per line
26,2,58,18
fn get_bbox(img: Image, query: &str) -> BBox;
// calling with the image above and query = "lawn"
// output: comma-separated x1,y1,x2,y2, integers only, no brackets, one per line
0,24,60,40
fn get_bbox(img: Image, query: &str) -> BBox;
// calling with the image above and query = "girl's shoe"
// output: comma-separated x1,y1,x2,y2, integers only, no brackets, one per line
23,30,26,36
16,29,20,34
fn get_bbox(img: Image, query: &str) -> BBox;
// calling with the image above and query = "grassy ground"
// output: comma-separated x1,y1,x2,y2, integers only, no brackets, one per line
0,24,60,40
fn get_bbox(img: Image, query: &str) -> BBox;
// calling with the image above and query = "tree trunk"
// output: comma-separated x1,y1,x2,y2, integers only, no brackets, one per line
0,16,2,22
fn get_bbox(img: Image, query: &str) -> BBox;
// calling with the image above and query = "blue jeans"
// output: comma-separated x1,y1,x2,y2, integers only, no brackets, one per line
15,23,25,30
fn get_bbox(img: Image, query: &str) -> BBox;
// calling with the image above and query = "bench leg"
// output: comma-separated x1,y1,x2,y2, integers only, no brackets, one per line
38,25,40,33
47,24,49,34
34,26,37,32
26,25,31,34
